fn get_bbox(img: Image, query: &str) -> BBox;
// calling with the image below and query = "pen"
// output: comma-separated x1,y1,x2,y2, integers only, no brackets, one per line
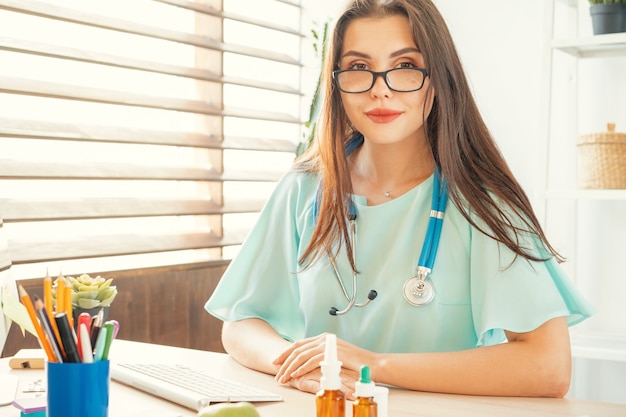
54,312,81,363
89,308,104,351
18,285,57,362
78,323,93,363
33,295,65,363
100,322,115,360
76,313,91,362
93,326,109,362
109,319,120,339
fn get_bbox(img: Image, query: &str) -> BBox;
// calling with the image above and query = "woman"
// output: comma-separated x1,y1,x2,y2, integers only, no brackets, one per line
205,0,594,398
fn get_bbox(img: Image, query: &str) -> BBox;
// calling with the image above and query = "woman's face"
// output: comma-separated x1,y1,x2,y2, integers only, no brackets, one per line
336,15,433,146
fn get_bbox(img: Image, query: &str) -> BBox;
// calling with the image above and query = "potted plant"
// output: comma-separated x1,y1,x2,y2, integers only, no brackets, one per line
53,273,117,321
589,0,626,35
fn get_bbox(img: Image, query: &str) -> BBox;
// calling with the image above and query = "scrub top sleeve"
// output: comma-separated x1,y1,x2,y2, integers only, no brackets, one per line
205,173,315,342
469,218,595,347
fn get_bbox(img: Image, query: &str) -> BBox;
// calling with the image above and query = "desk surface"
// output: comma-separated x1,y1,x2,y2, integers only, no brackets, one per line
2,340,626,417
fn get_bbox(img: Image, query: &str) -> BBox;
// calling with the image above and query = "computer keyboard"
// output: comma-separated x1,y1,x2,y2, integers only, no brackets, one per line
112,362,282,407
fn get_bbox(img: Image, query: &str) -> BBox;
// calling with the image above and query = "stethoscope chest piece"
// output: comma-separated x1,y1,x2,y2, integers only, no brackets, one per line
403,275,435,306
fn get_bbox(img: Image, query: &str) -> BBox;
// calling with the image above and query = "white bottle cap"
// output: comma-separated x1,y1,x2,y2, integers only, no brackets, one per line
319,334,342,390
354,365,376,398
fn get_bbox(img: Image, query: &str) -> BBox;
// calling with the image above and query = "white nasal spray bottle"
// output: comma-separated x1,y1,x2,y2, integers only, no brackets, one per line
316,334,345,417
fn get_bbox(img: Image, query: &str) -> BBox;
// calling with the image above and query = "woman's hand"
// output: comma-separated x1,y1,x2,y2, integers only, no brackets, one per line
273,333,375,398
281,367,360,399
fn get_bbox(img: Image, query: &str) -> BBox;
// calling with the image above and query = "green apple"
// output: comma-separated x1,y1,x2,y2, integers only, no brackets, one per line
196,401,261,417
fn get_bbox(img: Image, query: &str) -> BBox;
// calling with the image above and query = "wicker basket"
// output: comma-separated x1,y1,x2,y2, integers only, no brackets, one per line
576,123,626,189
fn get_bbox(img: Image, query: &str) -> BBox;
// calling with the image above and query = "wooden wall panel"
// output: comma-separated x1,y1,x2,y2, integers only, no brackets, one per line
2,262,228,357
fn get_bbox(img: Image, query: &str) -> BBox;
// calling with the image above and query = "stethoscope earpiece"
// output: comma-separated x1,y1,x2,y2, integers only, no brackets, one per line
329,288,377,316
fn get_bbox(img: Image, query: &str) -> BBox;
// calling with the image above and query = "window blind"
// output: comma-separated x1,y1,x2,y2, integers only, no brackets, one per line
0,0,305,279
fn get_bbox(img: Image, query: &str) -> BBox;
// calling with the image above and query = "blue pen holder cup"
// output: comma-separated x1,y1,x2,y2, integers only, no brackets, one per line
47,360,109,417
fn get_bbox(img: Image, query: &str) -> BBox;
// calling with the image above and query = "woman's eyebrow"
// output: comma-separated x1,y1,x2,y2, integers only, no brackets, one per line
341,50,370,59
340,47,421,60
390,47,421,58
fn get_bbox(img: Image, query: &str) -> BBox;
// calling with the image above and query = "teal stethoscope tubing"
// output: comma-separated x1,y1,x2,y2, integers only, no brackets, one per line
419,165,448,272
313,159,448,313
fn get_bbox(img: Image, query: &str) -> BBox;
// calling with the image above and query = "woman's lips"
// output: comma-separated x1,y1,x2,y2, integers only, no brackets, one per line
365,109,402,123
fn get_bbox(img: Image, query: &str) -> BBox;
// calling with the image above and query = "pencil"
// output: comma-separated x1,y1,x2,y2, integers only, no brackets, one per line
43,272,62,344
43,271,53,316
33,295,65,363
64,285,73,329
55,275,65,314
18,285,57,362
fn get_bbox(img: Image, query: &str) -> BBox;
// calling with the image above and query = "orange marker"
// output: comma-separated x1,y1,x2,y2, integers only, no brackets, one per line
18,285,57,362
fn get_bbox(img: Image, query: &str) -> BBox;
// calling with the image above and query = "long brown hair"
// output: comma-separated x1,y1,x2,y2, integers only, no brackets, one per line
294,0,562,271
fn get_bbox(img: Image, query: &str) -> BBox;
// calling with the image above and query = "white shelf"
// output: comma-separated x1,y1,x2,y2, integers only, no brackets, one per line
571,333,626,362
553,33,626,57
546,189,626,200
545,0,626,371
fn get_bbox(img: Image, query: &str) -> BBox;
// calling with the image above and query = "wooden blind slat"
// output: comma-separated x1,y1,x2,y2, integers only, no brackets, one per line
0,36,301,95
0,76,301,123
0,198,267,221
0,117,297,152
155,0,304,37
0,0,301,65
0,117,222,148
8,229,249,264
0,159,285,182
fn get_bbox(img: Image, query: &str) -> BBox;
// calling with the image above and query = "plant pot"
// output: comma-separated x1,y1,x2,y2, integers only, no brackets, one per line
590,4,626,35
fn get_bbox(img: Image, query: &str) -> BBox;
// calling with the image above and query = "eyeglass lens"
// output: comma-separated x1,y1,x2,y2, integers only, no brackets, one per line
335,68,426,93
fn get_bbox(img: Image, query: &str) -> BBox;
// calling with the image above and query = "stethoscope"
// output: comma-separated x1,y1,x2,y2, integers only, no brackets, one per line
314,154,449,315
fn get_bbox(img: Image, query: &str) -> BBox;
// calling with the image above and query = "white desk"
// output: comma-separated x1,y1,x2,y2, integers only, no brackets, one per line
2,339,626,417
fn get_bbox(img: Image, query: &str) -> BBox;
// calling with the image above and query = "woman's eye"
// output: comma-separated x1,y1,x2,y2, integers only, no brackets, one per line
349,63,367,70
398,61,417,69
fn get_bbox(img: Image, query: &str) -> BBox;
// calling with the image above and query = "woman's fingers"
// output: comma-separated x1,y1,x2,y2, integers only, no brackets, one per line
275,334,374,385
273,333,328,365
275,345,325,383
286,369,359,399
274,334,328,382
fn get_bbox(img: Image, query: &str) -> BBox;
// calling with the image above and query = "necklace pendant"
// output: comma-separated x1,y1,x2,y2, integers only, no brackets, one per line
384,191,391,198
403,276,435,306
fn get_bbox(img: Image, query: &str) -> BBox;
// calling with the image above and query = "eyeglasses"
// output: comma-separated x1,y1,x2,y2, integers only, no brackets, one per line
332,67,429,94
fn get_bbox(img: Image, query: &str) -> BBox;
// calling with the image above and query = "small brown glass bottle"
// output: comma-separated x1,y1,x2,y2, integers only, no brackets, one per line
353,365,377,417
316,334,345,417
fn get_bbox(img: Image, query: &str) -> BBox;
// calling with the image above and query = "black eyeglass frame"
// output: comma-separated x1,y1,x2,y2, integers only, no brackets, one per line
332,67,429,94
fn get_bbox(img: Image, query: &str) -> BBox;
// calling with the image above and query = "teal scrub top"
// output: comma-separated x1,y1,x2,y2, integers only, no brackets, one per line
205,172,594,353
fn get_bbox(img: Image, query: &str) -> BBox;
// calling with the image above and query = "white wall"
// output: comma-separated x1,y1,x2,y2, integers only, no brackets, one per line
434,0,545,201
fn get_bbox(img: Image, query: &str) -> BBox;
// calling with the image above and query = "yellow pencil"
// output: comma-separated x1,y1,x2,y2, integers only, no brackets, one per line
18,285,57,362
43,270,53,315
64,285,73,329
44,271,62,343
56,275,65,314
